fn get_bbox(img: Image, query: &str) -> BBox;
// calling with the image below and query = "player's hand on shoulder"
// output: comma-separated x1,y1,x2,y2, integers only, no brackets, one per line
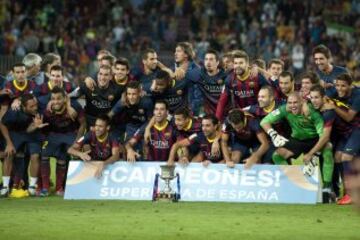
11,98,21,111
85,77,96,91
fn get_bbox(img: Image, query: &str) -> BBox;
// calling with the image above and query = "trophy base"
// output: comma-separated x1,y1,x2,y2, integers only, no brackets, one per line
154,192,179,202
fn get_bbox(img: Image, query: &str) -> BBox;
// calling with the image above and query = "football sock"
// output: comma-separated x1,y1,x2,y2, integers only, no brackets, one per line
2,176,10,188
29,177,37,187
272,153,288,165
322,147,334,186
332,162,343,196
56,163,67,191
40,158,50,190
342,160,353,195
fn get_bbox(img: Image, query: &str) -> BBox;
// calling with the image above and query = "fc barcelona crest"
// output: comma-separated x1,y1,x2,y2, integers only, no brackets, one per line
108,95,114,101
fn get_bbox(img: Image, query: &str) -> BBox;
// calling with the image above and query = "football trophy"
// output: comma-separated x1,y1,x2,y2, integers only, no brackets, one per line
152,165,181,202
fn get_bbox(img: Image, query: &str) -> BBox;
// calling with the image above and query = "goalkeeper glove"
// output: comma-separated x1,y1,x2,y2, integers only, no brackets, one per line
303,156,318,176
266,128,289,147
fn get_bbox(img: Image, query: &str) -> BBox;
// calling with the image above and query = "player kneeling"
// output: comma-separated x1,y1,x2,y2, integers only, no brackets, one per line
68,115,120,178
168,114,223,167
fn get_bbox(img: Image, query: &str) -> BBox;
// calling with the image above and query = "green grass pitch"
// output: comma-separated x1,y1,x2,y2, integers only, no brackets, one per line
1,159,359,239
0,198,359,240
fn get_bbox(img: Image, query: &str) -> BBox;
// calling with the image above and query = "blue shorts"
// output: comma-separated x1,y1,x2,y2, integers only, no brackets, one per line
230,134,260,159
112,126,125,143
262,143,276,164
10,131,42,155
43,133,76,160
334,136,347,153
0,135,5,151
343,127,360,156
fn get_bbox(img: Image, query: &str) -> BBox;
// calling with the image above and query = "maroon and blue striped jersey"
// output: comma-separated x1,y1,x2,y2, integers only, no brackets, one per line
43,101,84,134
321,109,336,128
174,117,202,140
3,80,36,105
222,113,262,142
134,121,177,161
188,132,223,163
329,88,360,129
76,131,119,161
216,72,269,120
33,81,74,97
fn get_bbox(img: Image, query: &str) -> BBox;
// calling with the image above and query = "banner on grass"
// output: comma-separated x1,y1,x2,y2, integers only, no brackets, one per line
64,161,320,204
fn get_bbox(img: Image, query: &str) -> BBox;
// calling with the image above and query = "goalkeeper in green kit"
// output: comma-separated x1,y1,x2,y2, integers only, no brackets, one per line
261,92,334,202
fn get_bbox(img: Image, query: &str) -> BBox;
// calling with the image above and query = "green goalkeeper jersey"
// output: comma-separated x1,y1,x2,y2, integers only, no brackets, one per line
261,104,324,140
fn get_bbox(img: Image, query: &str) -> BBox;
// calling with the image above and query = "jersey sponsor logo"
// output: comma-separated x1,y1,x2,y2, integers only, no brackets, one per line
91,99,112,109
54,119,72,128
234,89,255,98
132,115,146,122
204,84,222,94
150,139,170,149
166,96,182,105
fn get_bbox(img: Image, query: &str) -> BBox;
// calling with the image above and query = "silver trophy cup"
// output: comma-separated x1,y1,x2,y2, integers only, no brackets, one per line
153,165,179,202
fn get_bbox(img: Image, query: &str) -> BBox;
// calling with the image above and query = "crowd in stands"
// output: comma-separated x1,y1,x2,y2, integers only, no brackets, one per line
1,0,360,82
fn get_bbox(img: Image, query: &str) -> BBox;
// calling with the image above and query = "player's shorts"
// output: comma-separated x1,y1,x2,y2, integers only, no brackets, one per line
0,135,5,151
262,143,275,164
333,136,347,153
43,132,77,160
283,137,319,158
230,134,260,159
112,126,126,144
342,127,360,156
10,131,42,155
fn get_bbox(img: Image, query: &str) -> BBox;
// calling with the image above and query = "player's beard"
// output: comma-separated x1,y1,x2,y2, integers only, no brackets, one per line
259,101,268,108
235,67,245,76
